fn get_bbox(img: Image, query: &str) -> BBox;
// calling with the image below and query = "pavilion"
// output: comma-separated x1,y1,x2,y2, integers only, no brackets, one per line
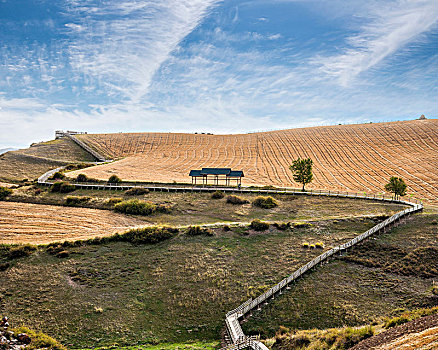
189,168,244,186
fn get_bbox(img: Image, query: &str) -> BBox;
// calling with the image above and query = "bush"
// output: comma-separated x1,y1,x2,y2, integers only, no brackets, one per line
252,196,278,209
294,222,313,228
250,219,270,231
211,190,225,199
226,195,249,205
108,175,122,183
0,187,13,200
315,242,324,249
309,244,316,249
186,226,214,236
125,187,150,196
65,196,91,206
76,174,88,182
114,199,156,215
65,163,92,171
50,181,76,193
302,242,310,249
384,315,410,328
8,245,37,259
155,203,173,214
105,197,123,206
51,171,65,180
223,225,231,232
12,326,66,350
120,226,178,244
273,222,291,230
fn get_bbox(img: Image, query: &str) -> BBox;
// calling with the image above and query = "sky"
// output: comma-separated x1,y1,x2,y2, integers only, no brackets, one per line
0,0,437,149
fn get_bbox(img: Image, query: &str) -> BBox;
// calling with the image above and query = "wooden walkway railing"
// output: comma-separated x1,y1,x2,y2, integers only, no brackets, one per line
221,199,422,350
59,132,110,162
37,167,423,350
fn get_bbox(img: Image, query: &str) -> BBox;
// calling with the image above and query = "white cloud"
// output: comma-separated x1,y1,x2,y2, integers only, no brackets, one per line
315,0,438,86
64,0,221,103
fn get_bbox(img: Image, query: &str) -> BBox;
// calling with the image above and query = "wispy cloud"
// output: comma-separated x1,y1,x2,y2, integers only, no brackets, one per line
315,0,438,86
64,0,220,103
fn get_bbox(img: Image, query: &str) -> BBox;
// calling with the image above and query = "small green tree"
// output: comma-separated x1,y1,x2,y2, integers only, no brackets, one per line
108,175,122,183
290,158,313,191
384,176,407,200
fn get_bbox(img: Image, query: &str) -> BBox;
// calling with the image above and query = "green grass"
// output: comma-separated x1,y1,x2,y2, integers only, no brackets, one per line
0,218,377,349
0,138,94,183
7,186,405,226
242,211,438,339
77,341,219,350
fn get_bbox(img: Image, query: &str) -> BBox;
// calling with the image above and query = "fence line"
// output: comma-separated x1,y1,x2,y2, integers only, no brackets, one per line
59,132,110,162
37,167,423,350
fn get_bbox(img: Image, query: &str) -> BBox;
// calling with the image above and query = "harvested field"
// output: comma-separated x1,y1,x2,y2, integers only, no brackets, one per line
70,119,438,203
352,314,438,350
0,201,147,244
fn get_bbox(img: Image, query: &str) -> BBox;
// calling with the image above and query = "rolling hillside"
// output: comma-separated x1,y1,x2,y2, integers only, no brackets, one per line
70,119,438,203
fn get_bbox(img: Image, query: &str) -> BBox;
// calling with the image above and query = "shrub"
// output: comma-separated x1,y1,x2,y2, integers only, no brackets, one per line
114,199,156,215
65,163,91,171
252,196,278,209
76,174,88,182
50,181,76,193
302,242,310,248
315,242,324,249
250,219,270,231
12,326,66,350
384,315,410,328
211,190,225,199
226,195,249,205
333,326,374,349
309,244,316,249
51,171,65,180
273,222,291,230
8,245,37,259
105,197,123,206
294,222,313,228
65,196,91,206
120,226,178,244
108,175,122,183
125,187,150,196
0,187,13,200
56,250,70,258
223,225,231,232
186,226,214,236
156,203,172,213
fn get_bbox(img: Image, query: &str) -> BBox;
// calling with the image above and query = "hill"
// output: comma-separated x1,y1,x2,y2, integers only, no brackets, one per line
0,138,95,183
69,119,438,203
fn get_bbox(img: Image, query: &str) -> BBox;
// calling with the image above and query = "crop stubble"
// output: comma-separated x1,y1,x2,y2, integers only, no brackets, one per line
70,120,438,202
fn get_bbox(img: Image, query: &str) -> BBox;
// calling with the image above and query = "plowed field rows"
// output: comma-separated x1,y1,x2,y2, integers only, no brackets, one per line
0,202,147,244
71,120,438,202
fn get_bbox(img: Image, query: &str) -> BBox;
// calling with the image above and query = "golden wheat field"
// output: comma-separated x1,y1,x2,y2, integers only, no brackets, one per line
0,201,148,244
69,119,438,203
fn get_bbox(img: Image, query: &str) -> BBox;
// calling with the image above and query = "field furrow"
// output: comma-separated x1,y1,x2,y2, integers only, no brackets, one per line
69,120,438,202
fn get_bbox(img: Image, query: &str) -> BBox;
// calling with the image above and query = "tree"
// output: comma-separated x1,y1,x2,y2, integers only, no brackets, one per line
108,175,122,183
384,176,407,200
290,158,313,192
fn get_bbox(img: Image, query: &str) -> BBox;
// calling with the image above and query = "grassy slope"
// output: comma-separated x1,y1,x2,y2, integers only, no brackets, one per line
242,209,438,339
0,138,94,183
1,216,380,349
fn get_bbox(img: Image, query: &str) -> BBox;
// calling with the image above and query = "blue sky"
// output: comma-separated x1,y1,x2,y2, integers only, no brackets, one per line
0,0,437,148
